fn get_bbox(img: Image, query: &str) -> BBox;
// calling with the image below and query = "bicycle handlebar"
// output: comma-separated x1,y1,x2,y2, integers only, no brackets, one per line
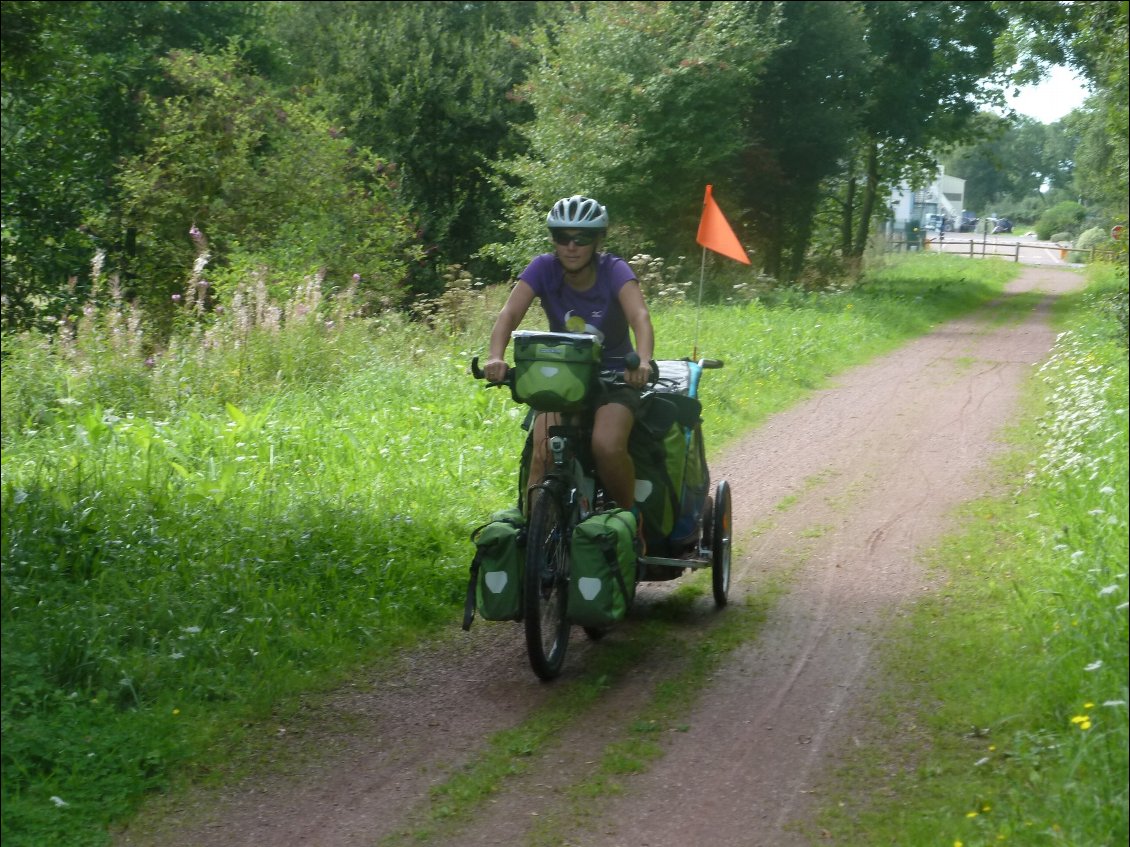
469,355,658,389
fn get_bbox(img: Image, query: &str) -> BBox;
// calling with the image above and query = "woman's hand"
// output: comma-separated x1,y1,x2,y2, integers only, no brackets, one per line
624,360,650,389
483,358,509,384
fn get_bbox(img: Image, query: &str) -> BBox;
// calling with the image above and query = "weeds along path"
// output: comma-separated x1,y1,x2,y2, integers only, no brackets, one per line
114,266,1084,847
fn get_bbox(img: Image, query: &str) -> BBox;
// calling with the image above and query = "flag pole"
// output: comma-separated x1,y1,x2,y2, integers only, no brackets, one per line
694,247,706,361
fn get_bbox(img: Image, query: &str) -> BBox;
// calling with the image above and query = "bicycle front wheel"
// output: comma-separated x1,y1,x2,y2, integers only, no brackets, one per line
524,484,571,680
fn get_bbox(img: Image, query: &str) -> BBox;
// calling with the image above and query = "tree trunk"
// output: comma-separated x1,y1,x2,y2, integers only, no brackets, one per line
841,172,856,256
849,139,879,259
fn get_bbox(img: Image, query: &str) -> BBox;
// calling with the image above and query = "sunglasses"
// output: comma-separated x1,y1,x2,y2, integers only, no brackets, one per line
551,230,598,247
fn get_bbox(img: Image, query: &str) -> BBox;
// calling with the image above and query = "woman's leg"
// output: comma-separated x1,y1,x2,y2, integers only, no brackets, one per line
527,411,561,504
591,402,636,511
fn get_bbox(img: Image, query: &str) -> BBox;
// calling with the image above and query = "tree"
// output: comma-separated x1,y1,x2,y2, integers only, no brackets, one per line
941,113,1075,215
111,46,421,326
840,1,1009,260
255,1,562,290
994,0,1128,223
484,1,779,273
735,0,868,280
0,0,256,329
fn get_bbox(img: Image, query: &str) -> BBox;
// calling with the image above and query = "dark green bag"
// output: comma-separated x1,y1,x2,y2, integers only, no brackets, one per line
462,509,525,629
629,395,687,548
568,509,639,628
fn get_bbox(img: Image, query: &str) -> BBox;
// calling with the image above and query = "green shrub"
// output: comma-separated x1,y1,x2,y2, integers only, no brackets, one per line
1075,226,1108,252
1036,201,1087,241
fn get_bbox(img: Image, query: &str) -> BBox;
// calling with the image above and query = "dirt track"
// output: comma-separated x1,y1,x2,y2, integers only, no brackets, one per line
115,265,1083,847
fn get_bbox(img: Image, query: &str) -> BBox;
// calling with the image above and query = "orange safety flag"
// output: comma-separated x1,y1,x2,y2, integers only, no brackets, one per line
696,184,751,264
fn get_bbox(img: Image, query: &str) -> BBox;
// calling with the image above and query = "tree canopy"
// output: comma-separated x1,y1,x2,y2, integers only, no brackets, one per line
2,0,1126,334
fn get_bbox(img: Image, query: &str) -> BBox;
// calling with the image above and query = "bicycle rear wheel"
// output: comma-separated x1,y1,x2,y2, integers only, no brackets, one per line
524,484,571,680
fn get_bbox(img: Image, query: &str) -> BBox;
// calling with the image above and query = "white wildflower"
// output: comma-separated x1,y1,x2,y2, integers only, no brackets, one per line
1084,660,1103,672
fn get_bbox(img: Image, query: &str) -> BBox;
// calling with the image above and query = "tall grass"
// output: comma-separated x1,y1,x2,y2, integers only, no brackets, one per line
815,263,1129,846
3,254,1018,845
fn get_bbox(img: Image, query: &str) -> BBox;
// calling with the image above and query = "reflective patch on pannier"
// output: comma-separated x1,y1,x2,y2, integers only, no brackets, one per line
512,331,602,412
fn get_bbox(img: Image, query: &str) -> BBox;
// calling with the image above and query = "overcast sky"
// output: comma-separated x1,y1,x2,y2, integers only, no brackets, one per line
1005,65,1091,124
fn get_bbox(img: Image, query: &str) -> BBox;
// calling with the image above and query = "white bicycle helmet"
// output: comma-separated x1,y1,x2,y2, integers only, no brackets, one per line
546,195,609,231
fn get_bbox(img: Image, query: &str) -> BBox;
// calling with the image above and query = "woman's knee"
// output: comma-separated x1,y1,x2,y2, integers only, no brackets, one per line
591,406,632,461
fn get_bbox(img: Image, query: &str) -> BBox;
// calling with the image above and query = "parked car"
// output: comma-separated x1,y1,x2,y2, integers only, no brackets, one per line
992,218,1013,234
957,211,978,232
926,213,947,232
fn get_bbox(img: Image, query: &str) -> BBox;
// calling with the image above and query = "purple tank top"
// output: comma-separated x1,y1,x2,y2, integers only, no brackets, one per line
519,253,637,367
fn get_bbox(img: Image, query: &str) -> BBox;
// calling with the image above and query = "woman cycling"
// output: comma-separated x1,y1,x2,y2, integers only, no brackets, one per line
482,195,655,524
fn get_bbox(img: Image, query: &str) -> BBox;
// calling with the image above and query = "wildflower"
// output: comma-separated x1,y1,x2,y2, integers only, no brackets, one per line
1070,715,1092,730
172,294,182,302
967,810,979,818
189,225,203,242
50,796,68,808
352,273,361,283
1084,660,1103,671
172,708,180,715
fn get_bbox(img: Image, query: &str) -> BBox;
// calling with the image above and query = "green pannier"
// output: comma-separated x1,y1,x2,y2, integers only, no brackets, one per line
462,509,526,629
568,509,639,628
512,331,602,412
629,395,688,549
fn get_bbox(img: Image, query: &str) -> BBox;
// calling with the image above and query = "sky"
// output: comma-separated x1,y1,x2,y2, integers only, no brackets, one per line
1005,65,1091,124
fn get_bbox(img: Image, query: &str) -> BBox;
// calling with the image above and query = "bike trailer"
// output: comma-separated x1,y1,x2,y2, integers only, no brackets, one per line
462,508,526,629
568,508,640,628
511,331,602,412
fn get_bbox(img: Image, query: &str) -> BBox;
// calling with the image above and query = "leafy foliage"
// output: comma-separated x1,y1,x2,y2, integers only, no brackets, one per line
2,0,1126,329
483,1,778,271
1036,200,1087,241
254,0,561,290
111,46,421,326
0,0,257,329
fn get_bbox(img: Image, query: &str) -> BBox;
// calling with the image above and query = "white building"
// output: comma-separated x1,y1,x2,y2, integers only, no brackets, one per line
888,168,967,234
